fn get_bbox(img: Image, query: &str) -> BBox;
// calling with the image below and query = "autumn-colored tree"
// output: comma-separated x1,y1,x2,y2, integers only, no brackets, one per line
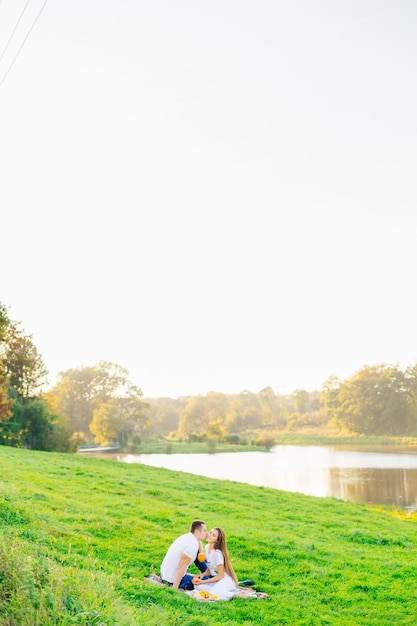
178,392,230,439
241,405,262,429
89,383,150,445
178,395,206,439
256,431,276,450
0,370,13,424
206,417,227,441
90,401,122,444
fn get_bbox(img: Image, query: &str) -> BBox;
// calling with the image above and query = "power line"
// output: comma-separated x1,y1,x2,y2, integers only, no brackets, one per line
0,0,32,65
0,0,49,89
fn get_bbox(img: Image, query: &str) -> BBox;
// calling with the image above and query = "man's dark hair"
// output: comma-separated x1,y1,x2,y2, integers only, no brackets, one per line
190,520,205,533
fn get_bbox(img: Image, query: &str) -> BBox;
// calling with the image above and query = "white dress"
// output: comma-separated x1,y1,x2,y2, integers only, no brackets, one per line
197,547,237,600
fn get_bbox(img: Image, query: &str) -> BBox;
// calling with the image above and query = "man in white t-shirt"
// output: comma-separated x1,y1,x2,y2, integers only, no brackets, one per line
160,520,207,590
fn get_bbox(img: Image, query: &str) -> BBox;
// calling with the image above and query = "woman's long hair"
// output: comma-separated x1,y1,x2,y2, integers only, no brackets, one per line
213,527,238,585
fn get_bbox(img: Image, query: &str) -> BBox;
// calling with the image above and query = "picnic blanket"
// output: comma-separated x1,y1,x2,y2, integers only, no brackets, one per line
144,573,269,602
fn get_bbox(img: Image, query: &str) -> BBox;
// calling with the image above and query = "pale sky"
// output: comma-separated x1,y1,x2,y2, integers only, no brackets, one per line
1,0,417,398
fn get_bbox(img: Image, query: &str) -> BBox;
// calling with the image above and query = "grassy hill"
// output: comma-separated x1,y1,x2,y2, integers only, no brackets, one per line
0,446,416,625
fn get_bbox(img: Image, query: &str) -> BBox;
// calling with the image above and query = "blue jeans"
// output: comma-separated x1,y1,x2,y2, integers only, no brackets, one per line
161,574,195,590
179,574,195,590
178,555,209,589
179,571,212,590
194,555,208,573
162,554,211,590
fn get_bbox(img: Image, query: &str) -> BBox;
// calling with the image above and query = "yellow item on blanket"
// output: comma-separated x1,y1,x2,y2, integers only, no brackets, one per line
196,590,218,600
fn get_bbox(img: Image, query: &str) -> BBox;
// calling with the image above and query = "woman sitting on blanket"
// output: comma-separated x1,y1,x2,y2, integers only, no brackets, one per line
192,527,238,600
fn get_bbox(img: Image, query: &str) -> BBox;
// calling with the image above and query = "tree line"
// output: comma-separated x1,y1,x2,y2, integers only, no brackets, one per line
145,363,417,442
1,300,417,452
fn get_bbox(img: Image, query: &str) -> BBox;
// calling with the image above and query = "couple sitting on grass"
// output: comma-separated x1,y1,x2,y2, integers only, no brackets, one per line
160,519,238,600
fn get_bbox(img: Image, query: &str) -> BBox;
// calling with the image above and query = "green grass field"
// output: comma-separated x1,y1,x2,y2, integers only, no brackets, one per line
0,446,416,625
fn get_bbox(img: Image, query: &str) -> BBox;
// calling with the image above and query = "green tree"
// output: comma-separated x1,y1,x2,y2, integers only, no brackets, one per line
224,391,259,433
258,386,279,426
50,362,149,442
291,389,310,415
0,302,13,422
3,323,48,402
323,364,412,435
321,375,341,429
402,364,417,434
0,302,10,342
1,399,57,450
177,392,228,439
113,383,150,442
50,367,96,434
146,397,181,436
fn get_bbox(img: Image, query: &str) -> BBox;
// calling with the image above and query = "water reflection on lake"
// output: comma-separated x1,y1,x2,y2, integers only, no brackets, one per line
115,445,417,509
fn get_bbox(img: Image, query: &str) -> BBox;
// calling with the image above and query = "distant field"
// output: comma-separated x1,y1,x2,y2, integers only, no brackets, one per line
124,440,266,454
0,446,416,625
117,432,417,455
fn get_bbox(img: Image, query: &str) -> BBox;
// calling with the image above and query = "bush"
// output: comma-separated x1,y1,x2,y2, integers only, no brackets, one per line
256,432,276,450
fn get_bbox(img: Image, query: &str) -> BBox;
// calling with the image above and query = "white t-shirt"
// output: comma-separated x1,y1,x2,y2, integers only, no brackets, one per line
160,532,199,583
205,547,224,575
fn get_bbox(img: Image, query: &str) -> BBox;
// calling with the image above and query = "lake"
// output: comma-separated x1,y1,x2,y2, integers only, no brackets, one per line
114,445,417,509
